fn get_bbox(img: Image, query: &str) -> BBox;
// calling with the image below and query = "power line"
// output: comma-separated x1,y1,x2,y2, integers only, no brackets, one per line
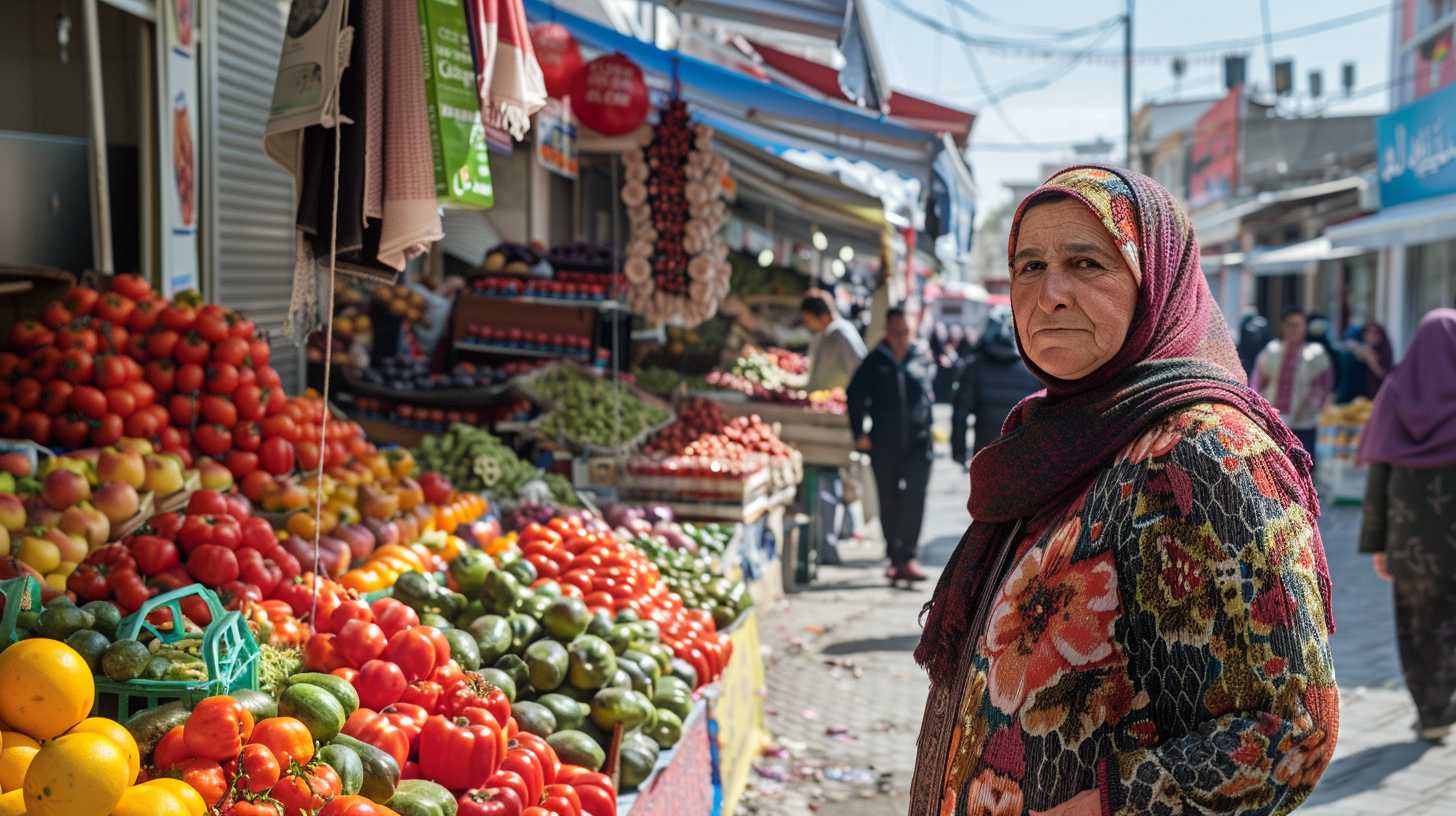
876,0,1390,61
965,23,1124,102
941,0,1124,41
943,0,1034,143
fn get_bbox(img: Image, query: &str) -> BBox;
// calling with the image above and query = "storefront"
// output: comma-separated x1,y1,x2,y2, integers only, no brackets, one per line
1327,79,1456,350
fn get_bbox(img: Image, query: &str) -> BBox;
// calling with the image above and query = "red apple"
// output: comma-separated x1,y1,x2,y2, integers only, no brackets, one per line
0,452,33,478
58,504,110,550
93,481,142,525
44,526,90,563
197,458,235,492
42,469,91,511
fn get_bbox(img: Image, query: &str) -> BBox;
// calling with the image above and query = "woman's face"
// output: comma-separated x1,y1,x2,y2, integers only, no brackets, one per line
1363,324,1383,346
1011,199,1140,380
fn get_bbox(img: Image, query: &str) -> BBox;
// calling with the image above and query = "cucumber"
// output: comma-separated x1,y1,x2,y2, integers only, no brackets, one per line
319,743,365,796
329,733,401,804
232,688,280,722
279,683,348,742
285,672,361,716
388,778,459,816
124,701,189,762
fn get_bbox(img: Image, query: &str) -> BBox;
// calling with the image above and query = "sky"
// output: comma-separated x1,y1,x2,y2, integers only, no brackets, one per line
860,0,1396,221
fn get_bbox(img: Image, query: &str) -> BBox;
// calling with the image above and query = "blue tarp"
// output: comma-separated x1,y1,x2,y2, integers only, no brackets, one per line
523,0,934,178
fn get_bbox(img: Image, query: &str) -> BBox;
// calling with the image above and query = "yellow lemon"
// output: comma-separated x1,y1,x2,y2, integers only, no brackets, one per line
0,640,94,740
22,733,129,816
66,719,139,784
137,778,205,816
110,782,191,816
0,734,37,752
0,747,37,792
0,789,26,816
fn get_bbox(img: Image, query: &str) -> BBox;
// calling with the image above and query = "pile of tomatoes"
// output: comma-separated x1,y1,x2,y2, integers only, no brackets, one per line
518,516,730,686
68,489,301,618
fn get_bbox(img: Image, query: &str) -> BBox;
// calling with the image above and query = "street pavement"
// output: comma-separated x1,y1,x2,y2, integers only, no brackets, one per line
740,424,1456,815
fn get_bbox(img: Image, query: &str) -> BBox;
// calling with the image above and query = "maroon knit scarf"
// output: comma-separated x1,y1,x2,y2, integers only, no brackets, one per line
914,166,1334,687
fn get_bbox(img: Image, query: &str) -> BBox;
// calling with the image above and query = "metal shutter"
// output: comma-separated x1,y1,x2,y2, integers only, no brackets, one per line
204,1,302,392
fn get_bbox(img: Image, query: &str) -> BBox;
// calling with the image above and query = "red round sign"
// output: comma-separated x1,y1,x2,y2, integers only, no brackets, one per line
530,23,583,99
570,53,650,136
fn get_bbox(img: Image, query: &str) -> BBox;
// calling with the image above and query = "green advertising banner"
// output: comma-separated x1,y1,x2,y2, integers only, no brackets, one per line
418,0,495,209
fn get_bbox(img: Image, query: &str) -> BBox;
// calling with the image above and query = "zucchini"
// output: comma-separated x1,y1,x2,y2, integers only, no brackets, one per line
124,701,189,762
387,779,458,816
329,733,402,804
319,743,365,796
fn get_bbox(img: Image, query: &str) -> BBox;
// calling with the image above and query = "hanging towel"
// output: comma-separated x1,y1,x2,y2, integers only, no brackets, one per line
297,0,367,259
363,0,385,220
378,0,443,271
466,0,547,140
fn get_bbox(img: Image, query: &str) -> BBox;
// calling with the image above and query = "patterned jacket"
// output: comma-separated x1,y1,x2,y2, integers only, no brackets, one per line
915,402,1339,816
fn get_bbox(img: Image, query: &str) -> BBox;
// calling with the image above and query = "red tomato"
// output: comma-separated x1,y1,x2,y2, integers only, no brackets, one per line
250,716,316,767
111,273,153,301
385,626,440,683
178,512,243,553
126,379,157,408
232,384,265,422
261,414,300,443
270,760,342,816
188,489,230,516
152,725,192,770
258,366,283,390
188,543,240,586
42,381,74,416
127,296,162,332
123,408,160,439
59,349,94,384
175,332,211,365
146,359,177,393
259,436,296,476
303,632,348,673
176,362,205,394
68,385,108,419
201,394,239,427
184,695,256,760
179,758,229,807
370,598,420,638
91,413,124,446
64,286,99,316
326,599,374,633
195,423,234,457
356,659,409,709
52,413,90,449
167,394,198,426
336,619,389,668
196,309,231,344
250,338,272,368
212,335,250,367
0,405,20,436
104,388,137,418
229,742,282,793
225,451,259,480
93,292,135,325
207,362,241,394
41,300,73,329
160,303,197,332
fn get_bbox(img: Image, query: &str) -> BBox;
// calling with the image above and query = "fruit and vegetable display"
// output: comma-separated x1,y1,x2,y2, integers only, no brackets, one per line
624,399,801,502
523,366,671,452
705,348,847,413
355,358,507,392
470,275,611,303
726,253,810,299
461,324,594,360
621,99,732,326
412,425,575,507
480,242,546,277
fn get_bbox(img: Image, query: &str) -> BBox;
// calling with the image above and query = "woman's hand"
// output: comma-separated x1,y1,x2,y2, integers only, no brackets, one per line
1030,789,1102,816
1373,552,1392,581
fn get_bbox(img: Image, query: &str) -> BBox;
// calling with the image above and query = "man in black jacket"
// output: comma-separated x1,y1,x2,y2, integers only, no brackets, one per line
846,308,936,582
951,308,1043,466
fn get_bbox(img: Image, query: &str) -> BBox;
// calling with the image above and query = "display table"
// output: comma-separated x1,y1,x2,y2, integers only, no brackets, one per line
619,699,715,815
707,399,852,468
707,610,767,816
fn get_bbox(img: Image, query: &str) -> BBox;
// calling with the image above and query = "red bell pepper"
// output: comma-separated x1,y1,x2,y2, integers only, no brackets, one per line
541,784,581,816
418,714,504,792
511,733,561,785
399,680,444,714
499,746,545,806
442,674,512,728
483,770,530,811
341,708,410,770
556,766,615,816
522,808,553,816
383,702,430,745
457,786,525,816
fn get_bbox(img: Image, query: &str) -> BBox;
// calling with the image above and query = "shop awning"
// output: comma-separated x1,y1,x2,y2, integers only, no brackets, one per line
713,129,887,235
1193,176,1367,247
522,0,938,179
676,0,890,111
1245,238,1369,275
744,39,974,144
1326,190,1456,249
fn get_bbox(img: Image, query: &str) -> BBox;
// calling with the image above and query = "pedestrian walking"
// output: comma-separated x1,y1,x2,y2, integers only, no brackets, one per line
846,307,935,584
800,290,867,392
949,307,1041,467
1237,312,1272,380
1338,322,1394,402
910,166,1337,816
1253,306,1334,464
1358,308,1456,742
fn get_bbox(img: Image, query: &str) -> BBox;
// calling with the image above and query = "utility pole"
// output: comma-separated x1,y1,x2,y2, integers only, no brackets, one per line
1124,0,1134,168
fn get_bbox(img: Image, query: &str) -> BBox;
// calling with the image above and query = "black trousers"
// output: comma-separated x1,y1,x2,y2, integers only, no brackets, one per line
871,449,933,565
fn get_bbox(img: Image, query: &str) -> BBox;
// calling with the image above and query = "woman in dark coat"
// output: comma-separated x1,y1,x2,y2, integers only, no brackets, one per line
950,308,1042,466
1358,308,1456,741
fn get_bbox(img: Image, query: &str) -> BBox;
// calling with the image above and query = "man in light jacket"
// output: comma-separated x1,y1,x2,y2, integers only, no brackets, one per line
801,291,867,392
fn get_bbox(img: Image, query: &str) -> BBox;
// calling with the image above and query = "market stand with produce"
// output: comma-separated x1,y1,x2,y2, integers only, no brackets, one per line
0,271,778,815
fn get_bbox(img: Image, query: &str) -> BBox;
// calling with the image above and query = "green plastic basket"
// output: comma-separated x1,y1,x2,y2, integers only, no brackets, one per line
0,575,43,648
94,585,260,721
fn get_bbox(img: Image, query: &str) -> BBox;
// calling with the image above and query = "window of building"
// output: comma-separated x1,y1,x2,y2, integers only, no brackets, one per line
1405,239,1456,332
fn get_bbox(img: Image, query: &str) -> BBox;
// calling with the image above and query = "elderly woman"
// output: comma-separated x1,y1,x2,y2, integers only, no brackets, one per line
1358,309,1456,741
911,167,1338,816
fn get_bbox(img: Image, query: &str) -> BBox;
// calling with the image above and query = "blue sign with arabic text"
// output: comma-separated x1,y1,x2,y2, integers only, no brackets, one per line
1378,80,1456,207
